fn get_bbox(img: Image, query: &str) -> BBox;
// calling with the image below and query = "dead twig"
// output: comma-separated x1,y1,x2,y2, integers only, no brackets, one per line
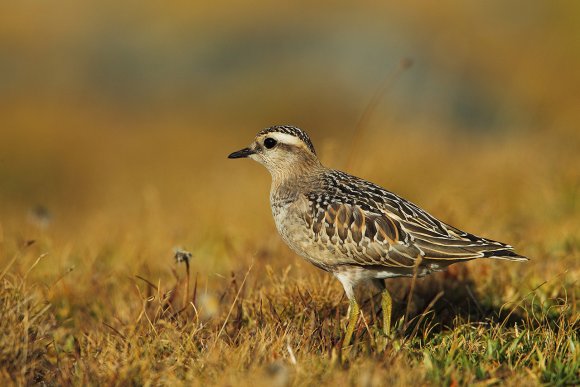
345,58,413,170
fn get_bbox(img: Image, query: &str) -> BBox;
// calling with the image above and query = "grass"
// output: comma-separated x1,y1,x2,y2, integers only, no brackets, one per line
0,113,579,385
1,247,578,386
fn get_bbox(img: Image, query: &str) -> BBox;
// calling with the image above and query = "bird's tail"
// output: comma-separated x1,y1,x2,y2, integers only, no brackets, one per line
482,248,528,261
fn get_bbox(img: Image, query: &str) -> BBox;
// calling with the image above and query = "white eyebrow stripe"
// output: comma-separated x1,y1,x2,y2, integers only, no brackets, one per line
267,132,305,147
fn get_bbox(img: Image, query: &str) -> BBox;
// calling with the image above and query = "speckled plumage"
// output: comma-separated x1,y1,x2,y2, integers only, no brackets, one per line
229,125,527,339
275,167,525,270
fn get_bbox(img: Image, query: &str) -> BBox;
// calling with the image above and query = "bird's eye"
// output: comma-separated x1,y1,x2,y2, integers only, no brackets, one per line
264,138,277,149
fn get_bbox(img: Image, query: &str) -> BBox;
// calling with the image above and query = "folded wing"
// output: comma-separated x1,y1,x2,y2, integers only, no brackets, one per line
304,196,526,270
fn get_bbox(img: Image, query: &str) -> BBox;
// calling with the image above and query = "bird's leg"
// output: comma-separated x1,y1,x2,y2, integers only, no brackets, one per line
372,279,392,337
335,273,361,350
381,287,392,337
343,297,360,348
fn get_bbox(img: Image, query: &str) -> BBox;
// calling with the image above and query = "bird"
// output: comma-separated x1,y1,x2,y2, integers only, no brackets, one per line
228,125,527,348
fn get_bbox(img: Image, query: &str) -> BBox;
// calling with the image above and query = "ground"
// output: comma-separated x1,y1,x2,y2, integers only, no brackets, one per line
0,121,578,386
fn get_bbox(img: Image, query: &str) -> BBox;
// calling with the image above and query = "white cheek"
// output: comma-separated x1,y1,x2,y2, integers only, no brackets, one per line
249,153,264,164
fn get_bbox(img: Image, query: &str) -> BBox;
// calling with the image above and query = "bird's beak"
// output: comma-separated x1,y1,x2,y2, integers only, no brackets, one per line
228,147,255,159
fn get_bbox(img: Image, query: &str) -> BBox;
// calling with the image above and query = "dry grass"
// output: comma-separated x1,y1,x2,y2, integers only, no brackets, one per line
1,240,578,385
0,119,578,385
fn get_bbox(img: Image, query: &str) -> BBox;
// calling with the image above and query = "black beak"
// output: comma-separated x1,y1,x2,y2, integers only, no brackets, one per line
228,147,255,159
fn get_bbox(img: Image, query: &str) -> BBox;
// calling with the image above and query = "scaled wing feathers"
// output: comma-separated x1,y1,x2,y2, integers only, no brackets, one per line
303,170,526,269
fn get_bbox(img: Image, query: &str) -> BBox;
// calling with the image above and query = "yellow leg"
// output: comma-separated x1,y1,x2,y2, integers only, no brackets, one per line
381,288,392,337
342,298,360,348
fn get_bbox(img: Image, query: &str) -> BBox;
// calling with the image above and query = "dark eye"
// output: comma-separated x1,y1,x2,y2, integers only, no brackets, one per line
264,138,277,149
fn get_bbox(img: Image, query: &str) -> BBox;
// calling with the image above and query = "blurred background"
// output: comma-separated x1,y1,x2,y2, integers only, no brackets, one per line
0,1,578,277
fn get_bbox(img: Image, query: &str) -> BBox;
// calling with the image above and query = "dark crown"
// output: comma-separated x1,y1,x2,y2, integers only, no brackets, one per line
257,125,316,155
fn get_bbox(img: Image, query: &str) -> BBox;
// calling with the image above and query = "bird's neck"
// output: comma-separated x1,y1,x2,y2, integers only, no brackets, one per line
270,160,325,203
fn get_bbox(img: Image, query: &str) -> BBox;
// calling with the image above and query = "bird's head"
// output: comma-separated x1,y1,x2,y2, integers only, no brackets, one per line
228,125,321,178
